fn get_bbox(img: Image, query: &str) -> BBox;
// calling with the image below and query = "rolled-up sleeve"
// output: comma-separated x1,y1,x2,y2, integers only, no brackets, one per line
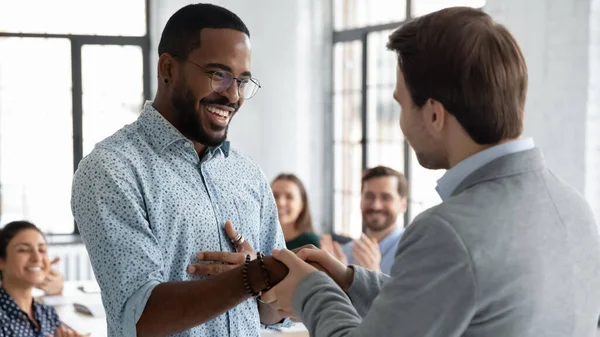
71,148,164,337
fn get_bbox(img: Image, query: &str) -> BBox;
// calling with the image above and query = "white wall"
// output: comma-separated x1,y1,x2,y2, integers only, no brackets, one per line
486,0,600,219
587,0,600,220
150,0,333,231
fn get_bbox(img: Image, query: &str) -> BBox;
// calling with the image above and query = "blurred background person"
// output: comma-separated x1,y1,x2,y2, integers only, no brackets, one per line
321,166,408,274
0,221,87,336
36,257,64,296
271,174,320,250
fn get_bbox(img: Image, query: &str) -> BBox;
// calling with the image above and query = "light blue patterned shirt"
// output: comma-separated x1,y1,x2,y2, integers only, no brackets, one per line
436,138,536,201
71,101,287,337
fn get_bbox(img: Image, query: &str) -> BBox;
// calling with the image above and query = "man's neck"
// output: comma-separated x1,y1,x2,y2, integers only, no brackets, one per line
193,142,208,157
366,224,397,243
152,97,208,156
152,96,177,129
2,280,34,317
447,136,518,168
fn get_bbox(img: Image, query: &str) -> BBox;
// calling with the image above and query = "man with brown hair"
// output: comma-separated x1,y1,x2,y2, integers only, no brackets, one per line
321,166,408,274
262,6,600,337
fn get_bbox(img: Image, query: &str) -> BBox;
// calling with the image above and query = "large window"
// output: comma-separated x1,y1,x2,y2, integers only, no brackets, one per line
333,0,485,237
0,0,150,233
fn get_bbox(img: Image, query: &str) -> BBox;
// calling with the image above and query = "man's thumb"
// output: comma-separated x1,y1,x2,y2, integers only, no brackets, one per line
272,249,300,267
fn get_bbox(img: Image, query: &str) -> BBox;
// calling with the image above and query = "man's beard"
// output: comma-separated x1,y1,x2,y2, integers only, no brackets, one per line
363,210,397,232
171,82,238,146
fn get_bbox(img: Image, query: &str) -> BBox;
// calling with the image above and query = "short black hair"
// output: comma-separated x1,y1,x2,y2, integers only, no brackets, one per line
0,221,44,280
158,3,250,58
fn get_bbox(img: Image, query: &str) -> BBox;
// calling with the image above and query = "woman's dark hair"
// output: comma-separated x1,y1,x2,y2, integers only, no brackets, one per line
272,174,314,233
0,221,44,280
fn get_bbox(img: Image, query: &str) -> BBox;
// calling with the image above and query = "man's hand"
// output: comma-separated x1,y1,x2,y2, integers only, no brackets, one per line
187,221,256,276
319,235,348,265
186,220,285,325
260,249,318,316
296,247,355,292
351,234,381,272
38,257,64,296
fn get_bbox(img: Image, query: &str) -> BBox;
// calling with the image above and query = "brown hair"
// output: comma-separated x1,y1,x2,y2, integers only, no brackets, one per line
0,221,44,280
272,173,314,233
387,6,528,144
361,166,409,198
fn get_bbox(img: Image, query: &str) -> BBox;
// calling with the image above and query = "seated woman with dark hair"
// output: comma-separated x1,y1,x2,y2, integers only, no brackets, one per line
271,174,320,250
0,221,88,337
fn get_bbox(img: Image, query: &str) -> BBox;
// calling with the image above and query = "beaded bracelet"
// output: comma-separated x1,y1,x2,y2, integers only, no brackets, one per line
242,254,260,297
256,252,271,291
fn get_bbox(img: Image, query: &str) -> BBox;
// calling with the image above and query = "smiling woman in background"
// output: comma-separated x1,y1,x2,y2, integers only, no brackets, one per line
0,221,88,337
271,174,320,250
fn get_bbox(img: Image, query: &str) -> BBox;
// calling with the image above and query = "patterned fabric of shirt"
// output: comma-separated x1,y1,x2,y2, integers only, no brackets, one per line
0,287,61,337
71,101,288,337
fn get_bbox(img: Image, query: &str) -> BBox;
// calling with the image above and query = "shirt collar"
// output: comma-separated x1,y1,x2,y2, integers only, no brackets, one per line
0,287,40,319
436,138,535,201
139,100,231,157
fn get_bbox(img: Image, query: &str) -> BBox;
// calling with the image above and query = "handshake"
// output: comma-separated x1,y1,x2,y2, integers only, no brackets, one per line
187,222,355,320
258,245,355,318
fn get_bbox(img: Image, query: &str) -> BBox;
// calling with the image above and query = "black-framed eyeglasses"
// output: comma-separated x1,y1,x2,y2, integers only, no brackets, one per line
171,53,261,100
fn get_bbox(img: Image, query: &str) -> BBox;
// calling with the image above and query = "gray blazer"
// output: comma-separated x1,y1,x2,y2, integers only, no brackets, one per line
294,149,600,336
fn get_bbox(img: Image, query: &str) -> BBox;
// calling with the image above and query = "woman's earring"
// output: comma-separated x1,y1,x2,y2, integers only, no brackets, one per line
164,78,169,84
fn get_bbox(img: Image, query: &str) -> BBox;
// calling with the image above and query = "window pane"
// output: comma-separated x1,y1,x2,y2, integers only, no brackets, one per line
366,30,405,173
333,93,362,143
333,142,362,237
0,0,146,36
366,84,404,167
412,0,486,17
367,30,396,87
409,148,445,221
334,40,364,236
0,37,73,233
334,191,362,238
334,41,362,92
334,0,407,30
82,45,143,156
367,85,401,141
367,141,405,171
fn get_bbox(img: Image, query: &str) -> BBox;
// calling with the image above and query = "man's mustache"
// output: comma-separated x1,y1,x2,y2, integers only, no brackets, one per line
365,210,388,216
201,97,239,111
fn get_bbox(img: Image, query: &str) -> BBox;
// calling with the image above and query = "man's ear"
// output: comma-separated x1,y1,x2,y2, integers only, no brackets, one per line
423,98,447,140
400,196,408,213
158,53,177,84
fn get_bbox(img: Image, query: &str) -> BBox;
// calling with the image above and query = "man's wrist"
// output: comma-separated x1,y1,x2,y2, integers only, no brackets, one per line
341,266,355,292
247,255,289,294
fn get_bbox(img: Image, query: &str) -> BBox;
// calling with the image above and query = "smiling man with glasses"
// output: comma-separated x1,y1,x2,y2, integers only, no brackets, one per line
71,3,292,337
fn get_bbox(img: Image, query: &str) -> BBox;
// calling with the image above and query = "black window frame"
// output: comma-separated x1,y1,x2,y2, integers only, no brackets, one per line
0,0,152,235
332,0,414,233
